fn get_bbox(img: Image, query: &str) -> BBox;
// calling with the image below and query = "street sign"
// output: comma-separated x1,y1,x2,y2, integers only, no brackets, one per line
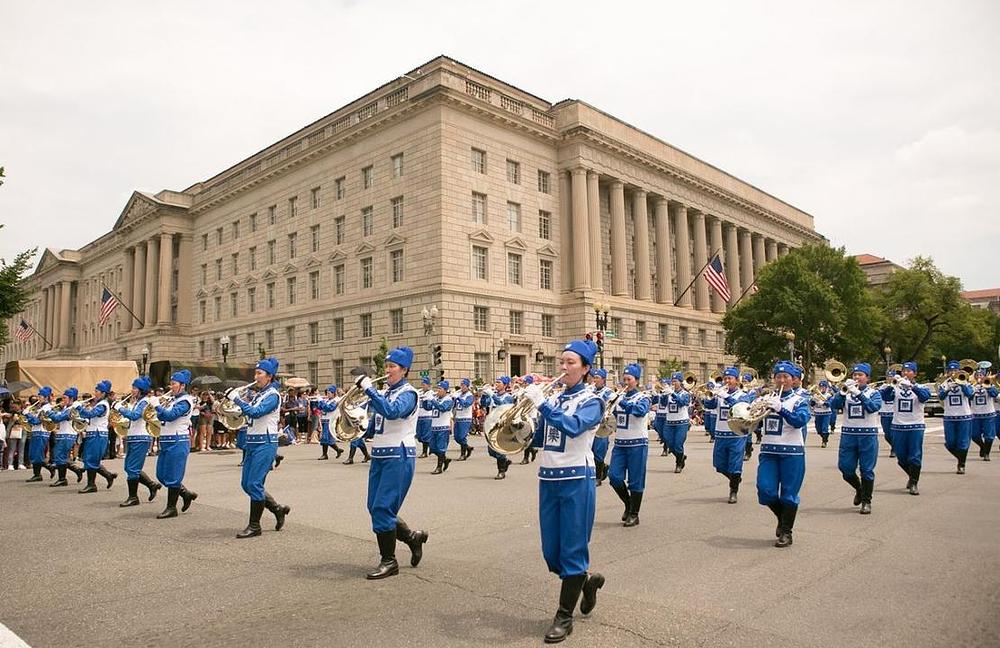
420,370,429,378
604,332,616,339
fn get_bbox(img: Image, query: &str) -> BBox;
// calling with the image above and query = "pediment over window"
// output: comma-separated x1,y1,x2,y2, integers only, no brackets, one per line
195,289,209,299
304,256,322,269
383,233,406,248
355,242,376,255
282,263,298,275
537,244,558,258
328,251,347,263
504,236,527,251
244,275,258,286
468,229,495,245
260,269,277,281
227,280,241,290
210,284,222,295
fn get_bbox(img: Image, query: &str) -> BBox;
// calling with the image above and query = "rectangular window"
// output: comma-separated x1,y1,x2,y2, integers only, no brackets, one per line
285,325,295,347
360,313,373,338
541,314,554,338
509,310,523,335
308,361,318,386
335,177,345,200
506,159,520,184
391,196,404,228
200,264,207,285
636,321,646,341
201,233,208,251
390,249,404,283
472,246,488,280
334,264,345,295
507,202,521,232
268,205,276,225
699,329,707,347
659,323,669,343
249,247,257,271
679,326,689,346
230,292,238,317
611,357,623,378
472,192,487,224
471,148,486,174
392,153,404,178
213,296,222,320
231,253,239,275
309,270,320,300
249,213,257,232
537,170,551,194
474,306,489,332
288,196,297,218
266,282,275,309
267,240,276,265
538,210,551,240
539,259,553,290
609,317,621,338
216,227,223,245
286,277,297,305
199,300,206,323
288,233,297,259
332,359,344,387
544,356,557,376
335,216,345,245
507,252,522,286
360,257,373,289
311,187,321,209
333,317,344,341
248,287,256,313
232,220,240,240
309,322,319,344
390,308,404,335
362,165,374,189
265,329,274,350
474,353,490,382
247,332,255,356
214,258,222,281
285,362,295,376
717,331,725,348
362,206,373,237
309,225,319,253
199,340,205,357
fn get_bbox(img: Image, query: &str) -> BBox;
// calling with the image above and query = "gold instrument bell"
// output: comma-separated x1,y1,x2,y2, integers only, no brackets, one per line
335,375,389,442
486,374,566,454
823,360,847,384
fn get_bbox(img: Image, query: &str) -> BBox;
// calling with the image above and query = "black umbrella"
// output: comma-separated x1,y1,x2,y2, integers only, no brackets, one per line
4,381,34,393
224,379,250,389
191,375,223,388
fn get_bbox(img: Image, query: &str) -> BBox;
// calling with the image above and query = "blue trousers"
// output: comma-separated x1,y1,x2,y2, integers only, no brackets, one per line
608,443,648,492
242,441,277,500
713,436,745,475
53,435,76,466
416,418,432,444
453,419,472,446
971,416,997,443
124,438,152,480
943,418,972,453
892,426,924,469
30,432,49,464
319,419,334,446
236,429,247,450
663,422,689,457
591,436,609,463
367,451,415,533
430,427,450,455
831,410,838,429
838,434,878,481
652,416,667,442
880,415,893,446
705,413,717,438
539,474,595,579
350,436,367,450
814,413,832,436
82,432,108,470
757,453,806,507
156,438,190,488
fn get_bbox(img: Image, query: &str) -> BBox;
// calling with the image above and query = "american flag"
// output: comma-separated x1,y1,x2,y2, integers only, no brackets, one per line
99,288,118,325
14,319,33,342
704,254,732,302
749,282,760,295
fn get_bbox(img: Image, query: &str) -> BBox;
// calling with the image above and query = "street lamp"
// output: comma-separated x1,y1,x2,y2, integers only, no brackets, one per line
220,335,230,364
594,302,610,370
883,346,892,375
941,354,947,376
258,342,266,360
140,346,149,375
784,331,796,362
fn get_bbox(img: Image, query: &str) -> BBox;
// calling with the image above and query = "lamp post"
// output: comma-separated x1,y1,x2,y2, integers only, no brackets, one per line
941,354,947,377
594,302,610,370
784,331,796,362
422,304,439,379
884,346,892,375
220,335,230,365
258,342,266,360
140,346,149,375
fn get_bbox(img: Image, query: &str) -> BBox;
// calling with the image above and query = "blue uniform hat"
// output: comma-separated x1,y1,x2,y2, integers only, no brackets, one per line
132,376,151,393
772,361,801,378
624,363,642,379
591,368,607,380
38,386,53,398
386,346,414,370
437,380,450,390
946,360,959,370
723,367,740,378
563,339,598,366
671,371,683,382
170,369,192,385
902,361,918,372
852,363,872,376
461,378,471,387
421,376,431,385
256,356,279,376
326,385,337,394
63,387,79,399
524,375,534,385
819,379,830,387
742,373,754,383
498,376,511,385
94,380,112,395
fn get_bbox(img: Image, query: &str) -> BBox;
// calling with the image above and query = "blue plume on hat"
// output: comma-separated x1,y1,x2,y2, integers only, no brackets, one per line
946,360,959,370
421,376,431,385
256,356,279,376
499,376,511,385
38,386,53,398
563,339,598,365
170,369,192,385
94,380,112,394
461,378,471,386
591,368,607,379
63,387,79,399
132,376,152,393
524,375,534,385
819,379,829,387
386,347,414,369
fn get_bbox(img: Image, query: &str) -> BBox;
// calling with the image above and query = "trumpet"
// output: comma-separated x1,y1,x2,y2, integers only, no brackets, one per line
485,373,566,454
335,374,390,442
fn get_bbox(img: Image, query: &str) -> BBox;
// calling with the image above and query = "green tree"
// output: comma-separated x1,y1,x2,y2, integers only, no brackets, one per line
0,224,38,348
372,337,389,376
657,357,683,379
722,244,879,376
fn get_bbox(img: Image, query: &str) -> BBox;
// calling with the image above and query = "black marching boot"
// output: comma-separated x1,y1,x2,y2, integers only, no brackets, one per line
264,492,291,530
361,444,371,463
674,452,686,474
909,465,921,495
49,465,68,487
957,449,967,474
139,472,161,501
396,517,429,567
66,463,84,482
366,531,400,580
859,478,874,515
120,479,140,507
431,455,444,475
333,443,344,458
520,447,531,465
611,481,631,521
97,466,117,489
318,444,330,460
579,572,605,615
179,485,198,512
45,463,57,478
843,472,862,506
594,460,606,486
236,500,265,538
494,457,506,480
273,454,284,469
157,488,180,518
775,504,798,548
728,474,741,504
744,440,753,461
78,469,98,493
419,443,429,459
767,502,783,537
26,463,43,482
544,574,586,643
343,447,357,464
623,491,643,527
984,439,993,461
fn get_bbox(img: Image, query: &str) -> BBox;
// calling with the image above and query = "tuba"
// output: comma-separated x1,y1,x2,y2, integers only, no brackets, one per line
213,384,253,431
486,374,566,454
823,360,848,384
682,370,699,391
335,375,389,442
109,394,134,436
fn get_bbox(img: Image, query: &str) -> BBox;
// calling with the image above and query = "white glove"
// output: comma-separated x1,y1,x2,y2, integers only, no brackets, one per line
898,378,912,389
226,387,242,401
665,386,675,395
843,379,857,390
523,383,545,407
354,375,373,391
765,395,783,411
714,387,728,399
849,385,861,396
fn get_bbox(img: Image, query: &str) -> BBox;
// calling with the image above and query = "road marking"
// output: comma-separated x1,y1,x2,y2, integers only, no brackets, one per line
0,623,31,648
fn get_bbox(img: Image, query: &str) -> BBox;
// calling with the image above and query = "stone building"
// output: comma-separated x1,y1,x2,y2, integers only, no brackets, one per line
3,56,824,386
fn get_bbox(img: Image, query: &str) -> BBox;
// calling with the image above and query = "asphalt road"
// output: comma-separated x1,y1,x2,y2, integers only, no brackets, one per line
2,418,998,648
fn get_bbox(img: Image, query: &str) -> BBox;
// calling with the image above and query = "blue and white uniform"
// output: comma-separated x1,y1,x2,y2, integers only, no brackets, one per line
78,394,110,471
24,388,54,479
881,364,931,489
939,365,974,469
878,376,896,448
810,385,834,441
660,375,691,469
155,391,195,489
970,381,998,459
589,370,614,469
608,386,652,493
365,376,419,532
452,382,475,455
47,389,82,469
424,382,454,471
118,392,152,480
315,391,340,447
707,373,751,480
702,384,718,440
830,365,883,509
415,379,434,452
234,381,281,501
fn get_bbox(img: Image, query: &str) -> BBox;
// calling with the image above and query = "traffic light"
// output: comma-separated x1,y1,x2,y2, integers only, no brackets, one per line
595,331,604,352
432,344,443,366
585,333,593,341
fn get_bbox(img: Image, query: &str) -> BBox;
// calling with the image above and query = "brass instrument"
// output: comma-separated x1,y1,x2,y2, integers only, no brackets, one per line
709,370,724,385
109,394,134,436
69,402,89,434
888,363,903,375
596,388,626,438
144,395,164,437
40,403,61,432
335,375,390,442
682,370,699,391
727,387,776,434
485,373,566,454
740,367,759,387
959,359,978,375
823,360,848,384
213,383,254,431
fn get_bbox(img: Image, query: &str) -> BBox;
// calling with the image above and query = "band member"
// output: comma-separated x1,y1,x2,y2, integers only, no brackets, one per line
155,370,198,518
483,376,515,479
343,427,372,464
608,363,651,527
743,371,763,452
830,364,883,514
589,369,614,485
231,357,291,538
416,376,434,458
757,362,810,547
74,381,118,493
970,370,997,460
702,380,718,442
705,368,751,503
354,347,429,580
520,338,605,643
23,386,56,482
519,375,541,465
46,387,85,486
879,369,897,457
424,380,453,475
880,362,931,495
811,380,834,447
938,360,974,474
453,378,475,460
315,385,344,460
661,372,691,473
115,376,161,506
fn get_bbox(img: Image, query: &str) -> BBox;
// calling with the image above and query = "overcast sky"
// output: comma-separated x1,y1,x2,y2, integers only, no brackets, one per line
1,1,997,290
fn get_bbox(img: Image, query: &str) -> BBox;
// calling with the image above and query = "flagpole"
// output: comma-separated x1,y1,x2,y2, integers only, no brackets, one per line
25,321,52,350
673,247,723,307
731,282,758,308
100,281,144,327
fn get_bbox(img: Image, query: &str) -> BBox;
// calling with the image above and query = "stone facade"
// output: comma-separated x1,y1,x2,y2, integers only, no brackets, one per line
3,56,824,385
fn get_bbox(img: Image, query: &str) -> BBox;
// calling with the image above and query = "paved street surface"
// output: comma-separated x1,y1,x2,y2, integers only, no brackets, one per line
2,418,998,648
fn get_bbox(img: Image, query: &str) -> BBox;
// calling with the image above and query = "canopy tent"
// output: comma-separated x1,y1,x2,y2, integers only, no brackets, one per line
149,360,255,390
4,360,139,396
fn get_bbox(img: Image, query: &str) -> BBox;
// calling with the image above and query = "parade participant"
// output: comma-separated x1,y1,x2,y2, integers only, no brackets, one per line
23,386,56,482
522,338,605,644
519,375,541,465
230,357,291,538
343,425,372,464
355,347,429,579
45,387,85,486
705,368,751,503
743,371,763,454
607,363,652,527
880,362,931,495
702,379,718,442
154,370,199,518
660,372,691,473
416,376,434,458
483,376,515,479
424,380,454,474
970,370,997,460
115,376,160,506
879,369,897,457
589,369,614,485
938,360,974,474
315,385,344,460
830,364,883,514
452,379,475,460
76,380,118,493
757,362,811,547
811,380,834,447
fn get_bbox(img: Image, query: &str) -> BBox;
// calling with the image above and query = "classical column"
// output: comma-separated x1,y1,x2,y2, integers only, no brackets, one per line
766,238,778,263
176,234,193,326
778,243,790,257
653,198,673,304
59,280,71,349
559,172,572,290
709,217,725,313
570,169,591,291
724,223,742,305
671,203,692,307
158,232,173,324
41,287,50,349
586,172,602,290
134,242,147,327
144,236,159,326
609,181,628,296
51,284,61,349
632,190,652,301
691,210,709,311
752,233,766,273
122,247,135,333
739,229,754,292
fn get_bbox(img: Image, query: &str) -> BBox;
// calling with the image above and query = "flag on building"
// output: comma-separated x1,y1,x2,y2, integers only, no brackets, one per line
749,282,760,295
704,254,732,302
14,319,33,342
99,288,118,325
